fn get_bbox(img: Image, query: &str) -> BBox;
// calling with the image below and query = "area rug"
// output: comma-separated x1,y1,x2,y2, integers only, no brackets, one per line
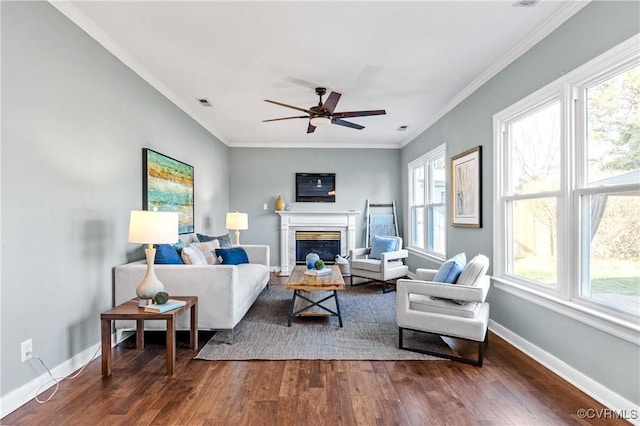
195,283,441,361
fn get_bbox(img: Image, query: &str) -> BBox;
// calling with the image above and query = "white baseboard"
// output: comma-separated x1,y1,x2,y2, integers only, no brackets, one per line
0,337,108,419
489,320,639,425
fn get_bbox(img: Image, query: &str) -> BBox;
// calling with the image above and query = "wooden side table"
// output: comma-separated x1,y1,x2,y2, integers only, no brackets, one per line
100,296,198,377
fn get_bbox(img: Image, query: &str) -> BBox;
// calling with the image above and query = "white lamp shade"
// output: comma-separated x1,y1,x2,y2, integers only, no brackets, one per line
128,210,179,244
226,212,248,230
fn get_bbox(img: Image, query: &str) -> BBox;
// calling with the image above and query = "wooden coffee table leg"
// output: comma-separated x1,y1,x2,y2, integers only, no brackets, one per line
190,303,198,350
101,319,112,377
136,319,144,349
166,317,175,376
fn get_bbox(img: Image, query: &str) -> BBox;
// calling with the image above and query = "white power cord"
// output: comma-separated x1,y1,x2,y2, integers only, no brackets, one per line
30,345,101,403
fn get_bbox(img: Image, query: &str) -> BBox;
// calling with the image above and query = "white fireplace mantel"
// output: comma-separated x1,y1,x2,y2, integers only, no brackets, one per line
276,211,359,276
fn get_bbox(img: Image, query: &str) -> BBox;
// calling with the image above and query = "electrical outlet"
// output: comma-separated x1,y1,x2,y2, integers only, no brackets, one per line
263,203,268,210
21,339,32,363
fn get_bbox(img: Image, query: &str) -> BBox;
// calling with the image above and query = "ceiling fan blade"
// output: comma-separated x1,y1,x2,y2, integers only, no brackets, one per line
307,122,316,133
264,99,313,114
322,91,341,114
332,109,386,118
262,115,309,122
331,118,364,130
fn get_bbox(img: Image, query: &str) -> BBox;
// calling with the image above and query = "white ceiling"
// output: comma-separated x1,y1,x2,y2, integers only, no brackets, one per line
52,1,586,149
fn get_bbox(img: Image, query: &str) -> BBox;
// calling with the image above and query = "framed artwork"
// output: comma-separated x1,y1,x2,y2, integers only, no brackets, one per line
450,146,482,228
143,148,194,234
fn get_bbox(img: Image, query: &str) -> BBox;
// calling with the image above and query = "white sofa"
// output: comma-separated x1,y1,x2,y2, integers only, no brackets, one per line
114,245,270,341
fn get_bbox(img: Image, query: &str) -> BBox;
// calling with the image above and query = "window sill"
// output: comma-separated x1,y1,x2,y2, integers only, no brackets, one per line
493,277,640,345
407,248,445,264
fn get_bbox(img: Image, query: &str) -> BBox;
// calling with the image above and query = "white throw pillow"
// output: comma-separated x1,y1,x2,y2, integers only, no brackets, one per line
190,240,221,264
456,254,489,286
180,246,207,265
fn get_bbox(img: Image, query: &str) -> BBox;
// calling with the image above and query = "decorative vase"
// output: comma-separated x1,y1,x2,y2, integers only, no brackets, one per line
305,252,320,269
136,247,165,307
275,195,285,211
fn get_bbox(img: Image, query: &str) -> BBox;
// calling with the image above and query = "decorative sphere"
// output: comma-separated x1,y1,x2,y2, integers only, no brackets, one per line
314,259,325,270
154,291,169,305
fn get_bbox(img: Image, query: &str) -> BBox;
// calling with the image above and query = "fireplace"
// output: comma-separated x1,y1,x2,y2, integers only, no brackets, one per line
295,231,341,264
276,211,359,276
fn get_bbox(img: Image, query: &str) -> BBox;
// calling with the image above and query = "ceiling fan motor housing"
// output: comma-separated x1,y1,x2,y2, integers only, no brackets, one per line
309,105,326,117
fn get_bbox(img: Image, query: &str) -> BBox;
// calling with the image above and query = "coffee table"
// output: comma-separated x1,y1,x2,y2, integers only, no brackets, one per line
100,296,198,377
286,265,345,327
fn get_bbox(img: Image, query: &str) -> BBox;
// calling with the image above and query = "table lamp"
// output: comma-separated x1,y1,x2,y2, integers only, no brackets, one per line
128,210,179,307
226,212,248,245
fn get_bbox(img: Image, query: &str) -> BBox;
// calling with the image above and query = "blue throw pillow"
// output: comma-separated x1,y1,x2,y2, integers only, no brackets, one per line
197,233,233,248
215,247,249,265
154,244,184,264
369,235,398,260
434,253,466,283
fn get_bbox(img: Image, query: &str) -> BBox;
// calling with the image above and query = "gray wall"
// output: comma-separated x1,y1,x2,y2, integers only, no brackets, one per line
2,0,637,413
229,148,401,266
400,1,639,403
1,1,229,397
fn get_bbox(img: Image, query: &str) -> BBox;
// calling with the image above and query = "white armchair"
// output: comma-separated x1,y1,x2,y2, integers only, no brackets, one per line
349,236,408,293
396,254,490,366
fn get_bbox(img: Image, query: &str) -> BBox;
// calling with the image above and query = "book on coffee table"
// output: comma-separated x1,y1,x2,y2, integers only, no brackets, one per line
304,268,333,276
144,299,187,313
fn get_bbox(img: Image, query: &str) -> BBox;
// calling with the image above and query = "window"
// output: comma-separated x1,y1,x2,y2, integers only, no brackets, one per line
578,65,640,315
505,100,561,288
494,37,639,341
408,144,446,259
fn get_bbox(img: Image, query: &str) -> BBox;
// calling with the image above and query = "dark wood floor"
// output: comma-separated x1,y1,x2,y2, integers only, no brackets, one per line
2,277,625,425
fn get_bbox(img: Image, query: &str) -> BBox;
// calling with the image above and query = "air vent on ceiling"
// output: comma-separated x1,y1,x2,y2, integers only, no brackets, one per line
197,98,212,107
513,0,539,6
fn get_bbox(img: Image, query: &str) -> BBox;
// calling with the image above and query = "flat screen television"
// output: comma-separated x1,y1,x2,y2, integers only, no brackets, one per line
296,173,336,202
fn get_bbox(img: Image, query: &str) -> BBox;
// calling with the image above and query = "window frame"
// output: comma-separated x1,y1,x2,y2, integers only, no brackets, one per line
501,97,564,295
493,35,640,344
407,143,446,261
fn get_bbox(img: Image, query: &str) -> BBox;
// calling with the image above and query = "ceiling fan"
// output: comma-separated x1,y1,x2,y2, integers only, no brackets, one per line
263,87,386,133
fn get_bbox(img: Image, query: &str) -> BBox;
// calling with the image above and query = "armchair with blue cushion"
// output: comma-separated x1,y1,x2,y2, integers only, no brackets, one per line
396,253,491,366
349,235,409,293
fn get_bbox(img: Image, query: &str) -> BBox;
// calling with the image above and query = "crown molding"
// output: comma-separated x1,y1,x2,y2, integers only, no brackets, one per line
227,140,402,149
400,0,591,148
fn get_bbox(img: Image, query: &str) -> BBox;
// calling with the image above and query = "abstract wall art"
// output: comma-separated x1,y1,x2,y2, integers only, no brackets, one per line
143,148,194,234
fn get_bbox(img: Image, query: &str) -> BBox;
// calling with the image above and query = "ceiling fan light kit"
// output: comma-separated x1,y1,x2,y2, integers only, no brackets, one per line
263,87,386,133
309,116,331,127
